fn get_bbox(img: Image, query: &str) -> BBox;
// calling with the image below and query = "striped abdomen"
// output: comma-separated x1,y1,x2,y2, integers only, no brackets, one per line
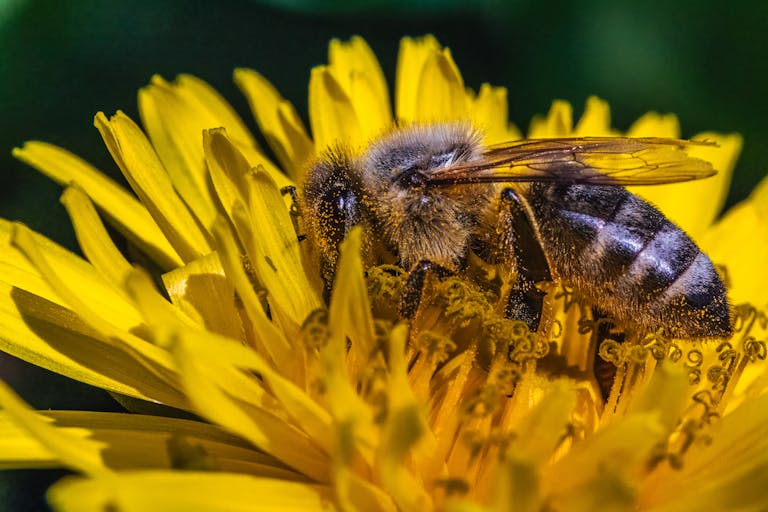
528,183,731,338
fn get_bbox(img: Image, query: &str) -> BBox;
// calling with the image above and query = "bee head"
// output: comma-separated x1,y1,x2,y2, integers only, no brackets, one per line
359,122,483,191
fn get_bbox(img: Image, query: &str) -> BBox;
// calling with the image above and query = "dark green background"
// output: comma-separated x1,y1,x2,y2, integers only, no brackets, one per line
1,0,766,508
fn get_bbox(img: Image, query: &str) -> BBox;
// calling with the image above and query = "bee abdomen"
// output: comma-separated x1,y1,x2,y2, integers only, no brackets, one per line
615,224,730,337
533,183,731,338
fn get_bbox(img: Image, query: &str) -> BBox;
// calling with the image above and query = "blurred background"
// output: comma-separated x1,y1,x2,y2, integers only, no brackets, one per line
1,0,766,508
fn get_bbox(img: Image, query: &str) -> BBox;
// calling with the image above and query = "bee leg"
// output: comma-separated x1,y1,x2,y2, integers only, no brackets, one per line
499,188,552,331
320,258,335,304
280,185,306,242
400,260,452,319
280,185,300,215
591,308,625,401
506,279,547,330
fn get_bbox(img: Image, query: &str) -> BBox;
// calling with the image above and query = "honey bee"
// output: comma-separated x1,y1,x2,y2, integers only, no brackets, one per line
298,122,731,338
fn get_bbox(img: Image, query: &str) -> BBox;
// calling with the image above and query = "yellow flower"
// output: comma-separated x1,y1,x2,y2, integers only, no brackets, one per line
2,35,767,511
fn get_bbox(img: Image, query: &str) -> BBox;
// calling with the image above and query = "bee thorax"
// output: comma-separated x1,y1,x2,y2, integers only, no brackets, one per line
376,191,470,269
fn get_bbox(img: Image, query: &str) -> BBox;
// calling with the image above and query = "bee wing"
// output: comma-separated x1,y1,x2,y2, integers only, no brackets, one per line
427,137,718,186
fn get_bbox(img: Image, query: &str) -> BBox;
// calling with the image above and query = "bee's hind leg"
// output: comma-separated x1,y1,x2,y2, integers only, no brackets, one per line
506,279,548,330
590,307,625,401
400,260,453,319
498,188,552,331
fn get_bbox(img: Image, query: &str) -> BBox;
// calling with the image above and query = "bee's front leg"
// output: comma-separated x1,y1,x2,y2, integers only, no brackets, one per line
498,188,552,331
400,260,453,319
280,185,307,242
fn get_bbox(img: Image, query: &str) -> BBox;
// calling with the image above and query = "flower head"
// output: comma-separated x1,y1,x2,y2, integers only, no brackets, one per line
2,35,768,511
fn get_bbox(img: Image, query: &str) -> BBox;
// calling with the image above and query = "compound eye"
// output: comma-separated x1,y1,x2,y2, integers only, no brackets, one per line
395,168,428,188
319,183,347,216
317,182,358,245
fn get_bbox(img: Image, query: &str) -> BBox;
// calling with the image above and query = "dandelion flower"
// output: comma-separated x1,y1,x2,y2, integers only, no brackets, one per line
2,35,768,511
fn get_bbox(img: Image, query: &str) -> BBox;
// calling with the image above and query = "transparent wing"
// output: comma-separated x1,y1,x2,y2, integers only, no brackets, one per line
427,137,718,187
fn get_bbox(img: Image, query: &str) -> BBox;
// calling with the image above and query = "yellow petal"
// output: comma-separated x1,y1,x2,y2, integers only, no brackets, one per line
700,173,768,307
211,218,297,378
329,36,390,119
324,228,378,460
175,74,258,149
509,381,577,466
429,349,477,470
144,73,263,190
327,226,376,384
11,222,151,338
491,458,541,512
12,141,181,269
470,84,522,144
172,332,331,483
685,132,742,228
241,166,321,327
60,186,133,288
444,502,488,512
121,268,206,339
139,73,286,233
238,141,296,191
558,472,635,512
376,325,434,512
545,414,663,499
124,269,330,482
386,324,441,486
143,82,294,195
322,232,397,511
0,380,109,476
626,112,681,138
53,411,295,474
377,405,433,512
483,378,578,507
5,222,186,407
0,411,61,468
138,77,219,229
329,36,392,139
631,133,742,240
5,222,141,333
48,472,335,512
327,227,377,389
203,128,251,237
124,269,325,466
639,393,768,511
1,410,296,477
176,326,335,460
309,66,363,151
625,364,688,432
574,96,616,137
94,111,212,262
334,464,400,512
396,35,442,123
162,252,242,341
348,69,393,143
413,47,468,122
528,100,573,138
0,278,182,406
234,68,315,180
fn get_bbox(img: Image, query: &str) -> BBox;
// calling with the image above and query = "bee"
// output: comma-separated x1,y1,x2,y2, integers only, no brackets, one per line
298,122,731,339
